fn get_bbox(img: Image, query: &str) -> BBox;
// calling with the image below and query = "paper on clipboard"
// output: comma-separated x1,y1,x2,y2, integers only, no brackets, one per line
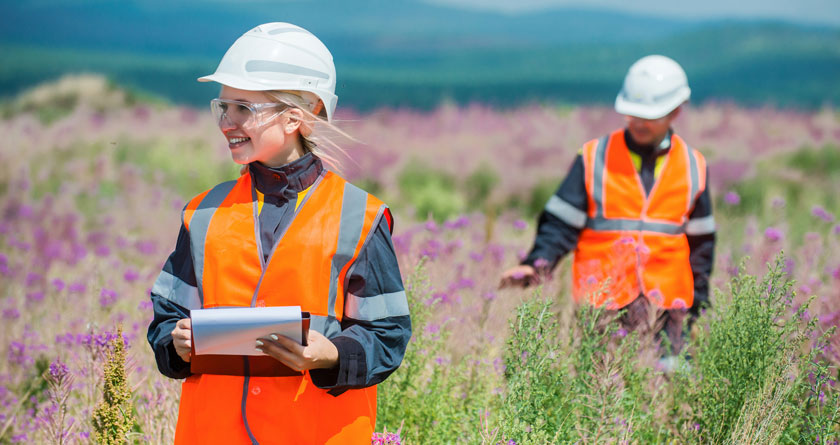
191,306,302,356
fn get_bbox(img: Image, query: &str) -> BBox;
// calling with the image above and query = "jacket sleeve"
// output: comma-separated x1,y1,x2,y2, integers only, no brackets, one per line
685,164,716,316
147,223,195,380
522,154,588,271
309,216,412,395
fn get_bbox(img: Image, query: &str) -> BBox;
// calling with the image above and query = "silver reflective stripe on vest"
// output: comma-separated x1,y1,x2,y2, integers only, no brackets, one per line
345,290,410,321
591,136,609,219
687,145,700,204
545,195,587,229
586,217,685,235
327,182,368,321
309,314,342,338
152,270,201,311
189,180,237,307
685,215,716,235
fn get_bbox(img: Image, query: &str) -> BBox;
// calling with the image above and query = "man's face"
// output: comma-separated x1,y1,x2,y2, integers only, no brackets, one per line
624,108,679,146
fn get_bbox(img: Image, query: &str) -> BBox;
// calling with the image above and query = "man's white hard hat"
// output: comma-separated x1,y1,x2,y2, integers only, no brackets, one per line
199,22,338,122
614,55,690,120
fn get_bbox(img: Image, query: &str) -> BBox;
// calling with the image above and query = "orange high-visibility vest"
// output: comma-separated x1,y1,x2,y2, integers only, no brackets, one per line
573,129,706,310
175,170,391,444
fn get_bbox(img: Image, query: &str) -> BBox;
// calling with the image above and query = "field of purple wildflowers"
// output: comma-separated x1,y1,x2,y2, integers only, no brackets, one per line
1,76,839,443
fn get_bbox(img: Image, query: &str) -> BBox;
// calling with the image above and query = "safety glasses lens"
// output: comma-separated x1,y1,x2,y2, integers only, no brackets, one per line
210,99,256,126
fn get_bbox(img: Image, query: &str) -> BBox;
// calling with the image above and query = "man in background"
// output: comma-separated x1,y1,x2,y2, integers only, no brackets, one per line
500,55,716,359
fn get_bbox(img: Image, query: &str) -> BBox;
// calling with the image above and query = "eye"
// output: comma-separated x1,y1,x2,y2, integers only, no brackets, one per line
236,104,250,114
217,102,228,112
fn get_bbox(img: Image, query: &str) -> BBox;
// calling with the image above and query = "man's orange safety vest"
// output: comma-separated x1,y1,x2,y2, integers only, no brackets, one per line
572,128,707,310
174,170,390,444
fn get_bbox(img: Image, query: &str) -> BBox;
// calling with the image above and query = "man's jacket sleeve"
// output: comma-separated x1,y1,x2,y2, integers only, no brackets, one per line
685,164,716,315
309,217,412,395
147,223,195,379
522,155,587,271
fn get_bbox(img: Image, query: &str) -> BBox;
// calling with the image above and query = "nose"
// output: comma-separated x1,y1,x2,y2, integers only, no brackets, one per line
218,113,237,132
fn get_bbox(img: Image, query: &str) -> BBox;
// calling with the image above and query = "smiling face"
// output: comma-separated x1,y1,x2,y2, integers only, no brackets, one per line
217,86,304,167
624,106,681,147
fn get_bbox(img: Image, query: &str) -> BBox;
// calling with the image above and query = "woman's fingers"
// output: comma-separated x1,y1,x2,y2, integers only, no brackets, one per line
256,336,303,371
171,318,193,362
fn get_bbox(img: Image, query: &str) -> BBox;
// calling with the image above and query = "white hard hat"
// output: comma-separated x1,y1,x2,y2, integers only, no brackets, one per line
614,55,690,120
199,23,338,122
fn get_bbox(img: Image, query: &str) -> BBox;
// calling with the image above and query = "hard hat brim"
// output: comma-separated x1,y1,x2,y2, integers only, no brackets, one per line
198,73,336,122
614,88,690,120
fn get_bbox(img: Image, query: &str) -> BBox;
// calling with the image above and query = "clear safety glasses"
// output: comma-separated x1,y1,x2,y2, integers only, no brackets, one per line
210,98,292,128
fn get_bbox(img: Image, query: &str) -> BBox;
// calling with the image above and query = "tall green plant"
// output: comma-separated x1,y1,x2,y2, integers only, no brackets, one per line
376,261,492,443
497,294,664,443
675,257,815,443
92,327,135,445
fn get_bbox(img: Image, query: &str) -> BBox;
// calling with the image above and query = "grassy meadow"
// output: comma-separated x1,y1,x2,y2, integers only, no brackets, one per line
0,75,839,443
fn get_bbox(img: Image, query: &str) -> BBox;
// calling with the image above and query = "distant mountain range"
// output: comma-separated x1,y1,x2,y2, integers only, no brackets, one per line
1,1,838,109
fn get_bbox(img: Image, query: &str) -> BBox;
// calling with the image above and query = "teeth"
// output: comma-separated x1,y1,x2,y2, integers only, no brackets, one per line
230,137,250,144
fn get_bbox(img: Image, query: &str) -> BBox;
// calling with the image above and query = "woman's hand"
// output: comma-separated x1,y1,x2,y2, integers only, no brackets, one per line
255,330,339,372
171,318,192,363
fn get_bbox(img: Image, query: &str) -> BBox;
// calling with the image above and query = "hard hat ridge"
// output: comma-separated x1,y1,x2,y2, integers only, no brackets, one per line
614,55,690,120
199,22,338,122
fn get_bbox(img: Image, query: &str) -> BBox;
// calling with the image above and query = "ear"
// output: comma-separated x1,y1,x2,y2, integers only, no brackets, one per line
283,108,304,134
669,105,682,120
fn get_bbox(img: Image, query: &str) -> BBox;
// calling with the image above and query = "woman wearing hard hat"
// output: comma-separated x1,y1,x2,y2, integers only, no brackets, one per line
501,55,716,359
147,23,411,444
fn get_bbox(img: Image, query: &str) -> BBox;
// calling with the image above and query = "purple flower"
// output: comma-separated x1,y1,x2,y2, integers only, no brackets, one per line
783,259,795,274
834,224,840,235
513,219,528,230
771,197,786,208
25,272,42,287
482,291,497,301
51,278,65,292
25,291,44,304
724,191,740,205
8,341,31,367
812,205,835,223
424,220,438,232
123,269,140,282
444,215,469,230
99,288,118,307
534,258,549,269
468,251,484,262
135,240,156,255
68,282,86,293
94,245,111,257
613,328,628,338
49,360,69,380
3,307,21,320
764,227,784,242
137,301,153,311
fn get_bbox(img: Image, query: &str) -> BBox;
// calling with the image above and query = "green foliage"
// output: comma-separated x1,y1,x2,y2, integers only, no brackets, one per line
464,163,499,211
396,162,465,222
17,357,51,411
497,295,664,443
92,327,135,445
788,144,840,178
376,262,493,443
672,257,837,443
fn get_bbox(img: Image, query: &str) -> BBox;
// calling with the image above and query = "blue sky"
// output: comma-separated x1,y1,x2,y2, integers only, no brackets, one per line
425,0,840,26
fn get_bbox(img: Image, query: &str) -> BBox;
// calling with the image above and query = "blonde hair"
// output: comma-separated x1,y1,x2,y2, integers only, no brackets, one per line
263,90,353,173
